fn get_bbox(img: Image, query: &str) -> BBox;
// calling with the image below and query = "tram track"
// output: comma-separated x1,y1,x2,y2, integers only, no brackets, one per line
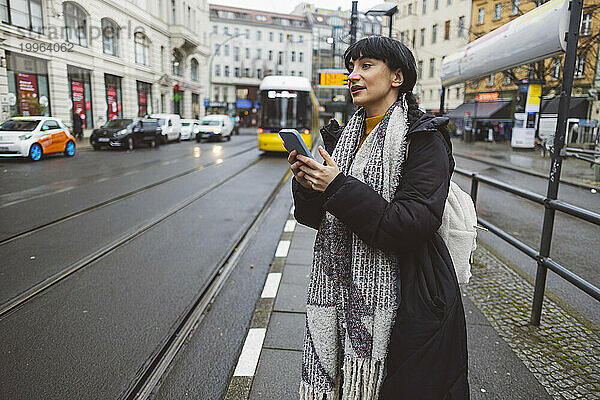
120,168,292,400
0,144,257,246
0,153,267,319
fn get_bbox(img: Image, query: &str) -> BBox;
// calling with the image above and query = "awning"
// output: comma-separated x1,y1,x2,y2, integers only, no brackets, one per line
540,96,588,118
445,100,512,119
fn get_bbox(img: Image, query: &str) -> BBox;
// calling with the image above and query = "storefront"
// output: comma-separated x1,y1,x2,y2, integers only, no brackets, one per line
235,85,258,127
104,74,122,121
446,100,513,141
173,84,183,116
5,51,51,117
68,65,93,129
136,81,153,117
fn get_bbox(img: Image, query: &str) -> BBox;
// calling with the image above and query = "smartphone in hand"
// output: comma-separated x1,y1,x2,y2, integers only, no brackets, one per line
279,129,314,159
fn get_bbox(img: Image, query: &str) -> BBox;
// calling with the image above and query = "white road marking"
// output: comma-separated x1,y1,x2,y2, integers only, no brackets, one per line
275,240,290,257
261,273,282,298
233,328,267,377
284,220,296,232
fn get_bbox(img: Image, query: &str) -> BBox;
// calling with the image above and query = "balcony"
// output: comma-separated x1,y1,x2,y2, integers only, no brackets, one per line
169,25,199,52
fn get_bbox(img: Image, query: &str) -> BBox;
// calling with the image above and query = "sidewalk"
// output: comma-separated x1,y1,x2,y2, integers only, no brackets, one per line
226,205,600,400
451,138,600,190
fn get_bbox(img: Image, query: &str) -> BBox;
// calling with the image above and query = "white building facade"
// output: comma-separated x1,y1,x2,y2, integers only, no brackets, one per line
0,0,211,130
392,0,471,112
209,4,312,127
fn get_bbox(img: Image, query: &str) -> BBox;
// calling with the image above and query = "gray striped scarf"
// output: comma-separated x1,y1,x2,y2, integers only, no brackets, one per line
300,96,410,400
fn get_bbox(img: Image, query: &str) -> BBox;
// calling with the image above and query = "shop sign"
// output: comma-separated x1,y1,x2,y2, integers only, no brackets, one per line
318,69,349,88
236,99,252,108
107,86,118,120
475,92,499,102
139,92,148,116
525,83,542,113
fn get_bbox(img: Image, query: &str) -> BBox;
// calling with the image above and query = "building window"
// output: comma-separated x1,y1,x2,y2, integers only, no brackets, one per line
257,68,262,78
234,67,239,77
447,0,452,5
574,53,586,78
191,58,199,81
278,51,283,65
215,44,220,55
429,58,435,77
161,46,165,72
187,5,191,26
488,73,494,86
134,32,150,66
215,64,220,77
422,0,426,14
417,60,423,79
432,24,437,43
105,74,123,121
3,0,43,32
245,48,250,58
171,0,176,24
244,67,250,77
299,52,304,62
269,31,273,41
5,51,51,117
223,26,229,35
256,48,262,59
551,59,561,80
245,29,250,39
444,20,450,40
257,30,262,40
458,16,465,37
420,28,425,46
213,25,218,34
224,44,229,56
299,35,304,43
279,33,283,42
172,49,183,76
64,2,87,46
455,87,460,98
224,65,230,77
511,0,520,15
268,50,273,61
299,71,303,76
289,34,294,42
581,13,592,36
494,3,502,20
234,27,239,36
102,18,119,56
290,70,295,76
137,81,152,116
434,0,439,10
478,8,485,24
291,51,296,62
234,46,239,62
408,3,413,15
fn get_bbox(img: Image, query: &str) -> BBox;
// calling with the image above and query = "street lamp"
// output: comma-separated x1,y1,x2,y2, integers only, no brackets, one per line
365,3,398,38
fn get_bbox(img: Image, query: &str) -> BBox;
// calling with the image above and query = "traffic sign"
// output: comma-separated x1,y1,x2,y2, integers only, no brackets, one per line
317,69,349,88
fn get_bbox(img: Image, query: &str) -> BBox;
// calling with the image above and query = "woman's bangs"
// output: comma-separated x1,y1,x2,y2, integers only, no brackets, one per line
344,38,388,70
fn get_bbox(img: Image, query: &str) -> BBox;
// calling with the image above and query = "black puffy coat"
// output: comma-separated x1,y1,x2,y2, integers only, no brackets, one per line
292,114,469,399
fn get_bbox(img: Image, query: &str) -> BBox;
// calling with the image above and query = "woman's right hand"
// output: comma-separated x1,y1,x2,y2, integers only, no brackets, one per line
287,150,312,189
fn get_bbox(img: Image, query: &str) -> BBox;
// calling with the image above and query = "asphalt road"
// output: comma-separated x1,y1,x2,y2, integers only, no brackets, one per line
453,155,600,327
0,130,292,399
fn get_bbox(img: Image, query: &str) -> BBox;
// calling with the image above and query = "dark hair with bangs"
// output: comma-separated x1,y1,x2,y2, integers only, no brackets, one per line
344,36,417,93
344,36,423,125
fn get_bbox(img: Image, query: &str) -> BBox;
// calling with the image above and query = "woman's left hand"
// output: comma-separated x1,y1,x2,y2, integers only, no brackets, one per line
296,146,340,192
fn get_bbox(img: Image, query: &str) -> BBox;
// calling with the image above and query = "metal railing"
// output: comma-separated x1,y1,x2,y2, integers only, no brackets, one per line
454,167,600,324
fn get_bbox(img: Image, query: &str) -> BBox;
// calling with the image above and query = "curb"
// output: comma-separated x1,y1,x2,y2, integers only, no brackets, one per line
224,205,296,400
453,151,600,191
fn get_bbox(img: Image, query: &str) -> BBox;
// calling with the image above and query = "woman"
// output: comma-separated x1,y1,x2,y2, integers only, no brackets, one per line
288,36,469,399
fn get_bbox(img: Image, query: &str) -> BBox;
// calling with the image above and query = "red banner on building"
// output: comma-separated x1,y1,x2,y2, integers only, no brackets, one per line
17,73,38,116
107,86,118,120
139,91,147,117
72,81,86,128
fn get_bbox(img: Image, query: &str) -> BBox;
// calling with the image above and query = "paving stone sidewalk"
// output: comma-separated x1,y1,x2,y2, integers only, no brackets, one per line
226,206,599,400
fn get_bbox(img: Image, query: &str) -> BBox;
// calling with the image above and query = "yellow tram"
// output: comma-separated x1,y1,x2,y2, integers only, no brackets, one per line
257,76,320,152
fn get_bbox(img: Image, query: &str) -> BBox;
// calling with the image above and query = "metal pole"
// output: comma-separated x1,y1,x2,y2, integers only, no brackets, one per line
531,0,583,326
346,1,358,123
439,86,446,117
389,14,393,38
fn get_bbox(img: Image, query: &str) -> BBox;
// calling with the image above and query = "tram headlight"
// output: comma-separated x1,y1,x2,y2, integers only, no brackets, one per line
303,129,310,135
257,128,264,134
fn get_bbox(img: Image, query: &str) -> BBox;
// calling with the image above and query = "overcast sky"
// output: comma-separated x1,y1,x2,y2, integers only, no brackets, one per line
210,0,385,14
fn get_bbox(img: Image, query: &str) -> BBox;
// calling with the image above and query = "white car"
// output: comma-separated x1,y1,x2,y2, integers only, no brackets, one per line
150,113,182,143
195,115,234,142
0,116,76,161
180,119,201,140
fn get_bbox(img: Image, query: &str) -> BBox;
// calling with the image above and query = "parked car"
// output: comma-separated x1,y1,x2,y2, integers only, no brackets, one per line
196,115,234,142
0,116,76,161
180,119,201,140
90,118,161,150
150,113,182,143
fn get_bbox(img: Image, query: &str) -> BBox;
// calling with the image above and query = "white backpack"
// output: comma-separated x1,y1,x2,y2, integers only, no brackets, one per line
438,181,478,284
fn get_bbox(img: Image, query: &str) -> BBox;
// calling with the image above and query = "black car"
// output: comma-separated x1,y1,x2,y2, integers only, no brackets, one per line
90,118,161,150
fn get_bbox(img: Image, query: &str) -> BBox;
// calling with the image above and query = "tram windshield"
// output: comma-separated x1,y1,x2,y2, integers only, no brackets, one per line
259,90,311,131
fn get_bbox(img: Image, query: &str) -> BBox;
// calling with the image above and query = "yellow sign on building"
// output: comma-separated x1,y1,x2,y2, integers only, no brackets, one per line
318,69,349,88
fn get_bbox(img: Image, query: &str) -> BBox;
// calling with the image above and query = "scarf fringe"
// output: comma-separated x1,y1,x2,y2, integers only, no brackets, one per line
299,381,339,400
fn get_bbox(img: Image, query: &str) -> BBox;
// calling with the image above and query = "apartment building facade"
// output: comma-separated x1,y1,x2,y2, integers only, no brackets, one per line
392,0,471,112
0,0,211,129
209,4,312,127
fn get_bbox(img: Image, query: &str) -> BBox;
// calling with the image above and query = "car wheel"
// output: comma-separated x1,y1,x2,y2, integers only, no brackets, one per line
177,133,181,142
64,140,76,157
29,143,43,161
127,137,134,151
